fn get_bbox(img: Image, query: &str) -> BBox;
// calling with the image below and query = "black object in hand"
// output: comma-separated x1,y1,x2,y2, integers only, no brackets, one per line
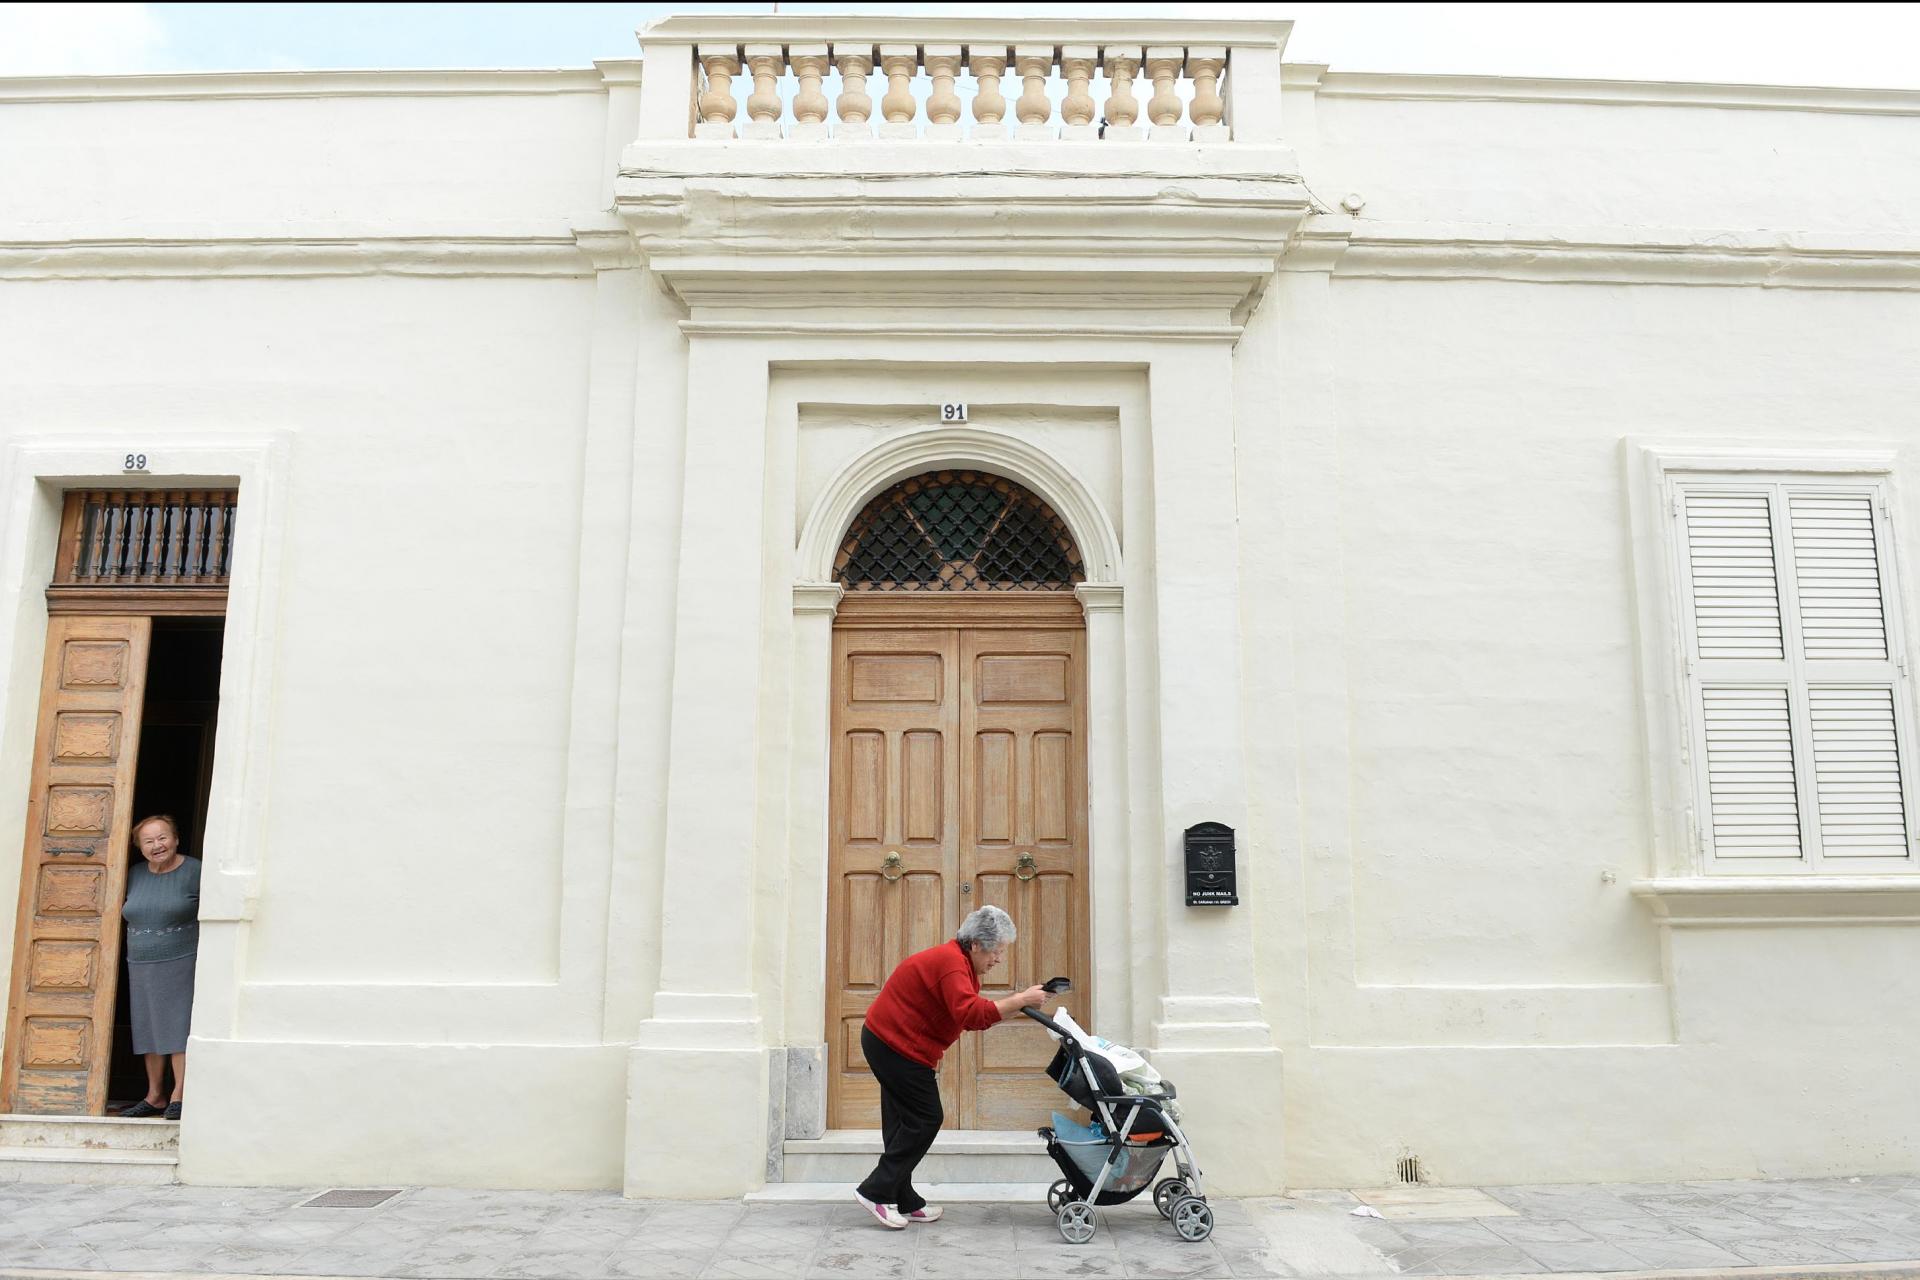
1042,976,1073,994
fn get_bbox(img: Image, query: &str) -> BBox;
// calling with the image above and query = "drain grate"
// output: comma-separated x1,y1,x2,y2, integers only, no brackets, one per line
302,1188,403,1209
1397,1155,1425,1184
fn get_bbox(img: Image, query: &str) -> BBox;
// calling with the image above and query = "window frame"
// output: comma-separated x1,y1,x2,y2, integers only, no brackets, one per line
1627,442,1920,879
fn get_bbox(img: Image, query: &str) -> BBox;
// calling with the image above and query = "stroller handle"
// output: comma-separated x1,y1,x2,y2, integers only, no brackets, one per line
1022,1006,1071,1037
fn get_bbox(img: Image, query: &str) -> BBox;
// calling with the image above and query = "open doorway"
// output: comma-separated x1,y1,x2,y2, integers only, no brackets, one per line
107,619,223,1109
1,489,235,1116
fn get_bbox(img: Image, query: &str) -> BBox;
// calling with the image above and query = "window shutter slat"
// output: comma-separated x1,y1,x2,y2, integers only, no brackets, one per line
1686,493,1783,659
1702,687,1802,857
1809,687,1908,856
1789,493,1888,660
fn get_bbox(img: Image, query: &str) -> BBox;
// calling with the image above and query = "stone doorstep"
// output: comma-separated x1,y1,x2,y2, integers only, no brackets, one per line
1349,1184,1520,1219
780,1127,1058,1184
746,1179,1050,1204
0,1112,181,1186
0,1113,180,1152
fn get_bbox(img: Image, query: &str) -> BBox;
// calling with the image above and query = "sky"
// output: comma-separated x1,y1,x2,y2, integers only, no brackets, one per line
2,1,1920,90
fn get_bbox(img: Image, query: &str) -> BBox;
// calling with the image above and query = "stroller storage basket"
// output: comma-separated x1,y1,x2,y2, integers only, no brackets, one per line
1044,1129,1169,1205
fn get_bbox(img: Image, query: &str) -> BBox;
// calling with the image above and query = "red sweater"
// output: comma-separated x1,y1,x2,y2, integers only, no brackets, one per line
864,939,1003,1067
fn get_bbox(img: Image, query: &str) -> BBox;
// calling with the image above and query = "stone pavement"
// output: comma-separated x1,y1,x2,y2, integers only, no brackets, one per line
1,1173,1919,1279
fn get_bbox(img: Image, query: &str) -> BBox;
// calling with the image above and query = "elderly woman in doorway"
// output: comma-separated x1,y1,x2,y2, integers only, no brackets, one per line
854,904,1048,1229
118,815,200,1121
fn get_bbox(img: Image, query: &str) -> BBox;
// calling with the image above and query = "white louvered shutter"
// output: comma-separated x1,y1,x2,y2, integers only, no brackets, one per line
1682,490,1801,859
1678,479,1914,869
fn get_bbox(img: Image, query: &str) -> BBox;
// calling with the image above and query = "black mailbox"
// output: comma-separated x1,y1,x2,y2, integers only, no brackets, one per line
1184,822,1238,906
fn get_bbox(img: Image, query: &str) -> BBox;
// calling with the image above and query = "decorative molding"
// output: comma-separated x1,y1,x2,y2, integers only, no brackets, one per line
570,221,643,273
641,15,1291,51
0,67,616,104
1629,441,1899,478
797,427,1123,586
0,226,596,281
680,320,1240,342
1330,222,1920,290
1634,877,1920,926
791,583,845,617
1074,583,1125,613
1299,68,1920,117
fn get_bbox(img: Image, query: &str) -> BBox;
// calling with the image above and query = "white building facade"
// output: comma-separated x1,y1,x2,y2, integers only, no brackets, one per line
3,15,1920,1197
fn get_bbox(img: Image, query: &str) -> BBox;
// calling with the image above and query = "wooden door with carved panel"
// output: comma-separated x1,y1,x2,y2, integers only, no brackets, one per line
1,616,150,1114
826,597,1088,1130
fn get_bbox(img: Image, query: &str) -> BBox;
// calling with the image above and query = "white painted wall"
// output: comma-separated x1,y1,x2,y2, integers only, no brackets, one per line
2,47,1919,1193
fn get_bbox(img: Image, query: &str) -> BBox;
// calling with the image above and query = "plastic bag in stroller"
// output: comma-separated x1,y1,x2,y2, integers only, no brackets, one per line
1024,1005,1213,1244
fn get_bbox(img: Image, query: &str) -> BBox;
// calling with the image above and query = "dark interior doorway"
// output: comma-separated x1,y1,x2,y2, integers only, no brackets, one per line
107,618,224,1108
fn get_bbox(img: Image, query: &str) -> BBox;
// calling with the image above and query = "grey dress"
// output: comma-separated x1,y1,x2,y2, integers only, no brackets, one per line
123,857,200,1054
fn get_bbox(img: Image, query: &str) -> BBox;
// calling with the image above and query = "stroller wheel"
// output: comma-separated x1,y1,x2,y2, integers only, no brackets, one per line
1057,1201,1097,1244
1047,1179,1074,1214
1171,1195,1213,1242
1153,1177,1189,1219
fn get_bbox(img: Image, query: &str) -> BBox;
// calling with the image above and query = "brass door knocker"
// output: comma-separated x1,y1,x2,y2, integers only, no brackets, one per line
1015,852,1038,882
881,851,904,882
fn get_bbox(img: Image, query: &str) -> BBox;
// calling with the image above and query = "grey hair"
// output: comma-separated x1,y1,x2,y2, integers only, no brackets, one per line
957,905,1016,954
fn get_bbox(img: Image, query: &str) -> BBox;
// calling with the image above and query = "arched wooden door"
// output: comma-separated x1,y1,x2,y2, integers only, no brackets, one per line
823,472,1092,1131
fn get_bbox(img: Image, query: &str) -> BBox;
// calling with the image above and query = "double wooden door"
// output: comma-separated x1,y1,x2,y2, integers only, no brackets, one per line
826,595,1089,1130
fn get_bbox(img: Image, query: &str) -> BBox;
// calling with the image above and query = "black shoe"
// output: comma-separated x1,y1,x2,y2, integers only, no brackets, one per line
164,1101,182,1121
121,1100,165,1118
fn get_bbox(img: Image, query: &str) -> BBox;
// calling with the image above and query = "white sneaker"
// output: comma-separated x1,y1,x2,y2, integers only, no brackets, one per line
905,1206,943,1223
855,1190,907,1229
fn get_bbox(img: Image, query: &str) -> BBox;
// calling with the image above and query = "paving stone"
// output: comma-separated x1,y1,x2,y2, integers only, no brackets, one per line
1722,1235,1857,1266
1516,1240,1646,1271
1481,1217,1601,1246
1613,1237,1750,1269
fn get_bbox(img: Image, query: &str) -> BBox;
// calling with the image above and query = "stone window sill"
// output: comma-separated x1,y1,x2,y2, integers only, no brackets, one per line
1632,876,1920,926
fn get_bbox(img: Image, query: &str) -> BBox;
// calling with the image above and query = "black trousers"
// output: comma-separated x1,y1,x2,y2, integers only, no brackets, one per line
856,1025,943,1214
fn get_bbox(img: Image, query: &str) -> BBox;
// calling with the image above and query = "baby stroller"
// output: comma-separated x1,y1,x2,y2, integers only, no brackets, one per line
1023,1004,1212,1244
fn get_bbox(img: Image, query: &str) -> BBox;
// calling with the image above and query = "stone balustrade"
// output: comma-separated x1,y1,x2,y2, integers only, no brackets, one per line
632,17,1291,146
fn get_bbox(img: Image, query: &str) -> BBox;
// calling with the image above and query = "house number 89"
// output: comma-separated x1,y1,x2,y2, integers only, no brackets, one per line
123,454,147,472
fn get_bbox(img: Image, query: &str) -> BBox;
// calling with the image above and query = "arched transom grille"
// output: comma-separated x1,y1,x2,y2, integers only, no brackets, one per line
836,470,1085,592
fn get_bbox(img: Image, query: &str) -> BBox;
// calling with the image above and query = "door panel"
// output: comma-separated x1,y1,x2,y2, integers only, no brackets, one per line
827,628,961,1128
2,616,150,1115
827,606,1089,1131
957,625,1088,1129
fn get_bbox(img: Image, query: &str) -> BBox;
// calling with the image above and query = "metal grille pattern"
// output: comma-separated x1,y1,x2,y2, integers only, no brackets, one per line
837,470,1084,592
57,490,236,585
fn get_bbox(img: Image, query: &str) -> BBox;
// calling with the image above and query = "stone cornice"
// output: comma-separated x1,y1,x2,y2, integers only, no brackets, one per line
1291,217,1920,290
0,65,631,104
1283,64,1920,117
642,15,1290,50
616,142,1309,319
0,223,605,280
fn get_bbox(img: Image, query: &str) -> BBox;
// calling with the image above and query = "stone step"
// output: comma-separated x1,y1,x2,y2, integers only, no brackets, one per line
0,1113,179,1152
747,1181,1051,1205
781,1129,1056,1184
0,1145,177,1184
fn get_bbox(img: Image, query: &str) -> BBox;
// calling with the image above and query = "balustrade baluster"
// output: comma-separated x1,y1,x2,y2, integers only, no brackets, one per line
833,44,874,139
1103,46,1144,141
789,45,830,140
696,46,740,139
1014,46,1054,140
924,46,963,140
968,46,1008,140
742,44,785,139
1060,46,1097,140
1145,47,1186,142
877,46,918,138
1188,49,1228,140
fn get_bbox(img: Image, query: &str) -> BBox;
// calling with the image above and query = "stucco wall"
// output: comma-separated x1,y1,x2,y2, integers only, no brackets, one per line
2,55,1918,1193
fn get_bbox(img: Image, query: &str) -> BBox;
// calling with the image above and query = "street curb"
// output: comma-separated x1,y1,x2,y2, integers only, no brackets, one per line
6,1263,1920,1280
1432,1265,1920,1280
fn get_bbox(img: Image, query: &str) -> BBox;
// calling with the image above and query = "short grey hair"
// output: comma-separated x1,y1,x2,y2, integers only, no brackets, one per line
957,905,1016,954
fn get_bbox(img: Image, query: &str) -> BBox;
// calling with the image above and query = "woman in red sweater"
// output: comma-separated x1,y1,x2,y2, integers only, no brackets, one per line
855,904,1047,1228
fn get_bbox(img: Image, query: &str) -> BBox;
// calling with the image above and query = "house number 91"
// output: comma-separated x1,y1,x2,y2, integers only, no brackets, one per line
123,454,148,472
941,402,968,423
